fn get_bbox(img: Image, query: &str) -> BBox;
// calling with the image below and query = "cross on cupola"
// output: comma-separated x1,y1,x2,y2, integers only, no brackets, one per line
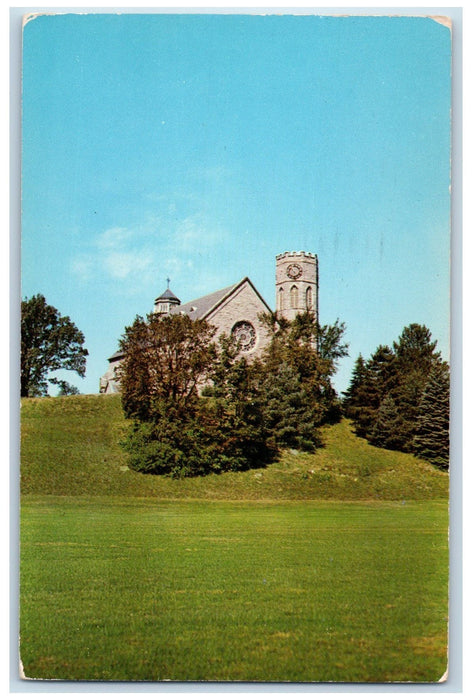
153,279,181,315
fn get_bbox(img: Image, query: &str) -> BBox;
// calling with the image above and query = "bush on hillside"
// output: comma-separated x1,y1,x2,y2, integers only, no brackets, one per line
123,398,276,478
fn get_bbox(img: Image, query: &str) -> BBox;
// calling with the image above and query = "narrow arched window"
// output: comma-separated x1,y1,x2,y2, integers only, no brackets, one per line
306,286,313,310
290,285,298,308
278,287,284,311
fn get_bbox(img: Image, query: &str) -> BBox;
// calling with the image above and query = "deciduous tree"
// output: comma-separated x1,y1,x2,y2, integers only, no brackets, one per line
21,294,88,397
118,313,217,420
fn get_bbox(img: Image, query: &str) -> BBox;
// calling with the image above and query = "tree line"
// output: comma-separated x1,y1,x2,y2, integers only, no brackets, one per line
343,324,449,469
20,293,449,475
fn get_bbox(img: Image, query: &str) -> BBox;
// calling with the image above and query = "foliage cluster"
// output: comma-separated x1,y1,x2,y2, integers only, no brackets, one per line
343,324,449,469
119,311,347,477
21,294,88,397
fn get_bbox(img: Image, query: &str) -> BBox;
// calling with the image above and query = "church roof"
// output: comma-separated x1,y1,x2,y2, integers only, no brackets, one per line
108,349,124,362
172,281,240,320
171,277,271,321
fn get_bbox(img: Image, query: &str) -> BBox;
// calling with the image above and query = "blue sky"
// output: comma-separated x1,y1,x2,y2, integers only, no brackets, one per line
21,12,451,395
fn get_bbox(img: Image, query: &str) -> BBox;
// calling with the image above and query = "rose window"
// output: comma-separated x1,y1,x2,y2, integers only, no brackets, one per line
231,321,256,352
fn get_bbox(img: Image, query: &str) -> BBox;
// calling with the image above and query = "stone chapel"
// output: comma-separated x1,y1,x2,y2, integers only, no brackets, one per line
99,251,319,394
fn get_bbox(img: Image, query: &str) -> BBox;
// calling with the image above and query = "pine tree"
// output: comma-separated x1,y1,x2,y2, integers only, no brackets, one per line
390,325,441,451
259,310,348,432
343,354,367,409
393,323,440,375
343,347,396,440
343,325,447,456
260,362,323,451
343,354,377,438
370,394,408,451
413,362,450,469
369,345,397,396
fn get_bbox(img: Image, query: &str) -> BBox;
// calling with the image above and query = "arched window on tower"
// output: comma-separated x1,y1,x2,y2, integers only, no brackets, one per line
278,287,284,311
290,285,298,309
306,286,313,310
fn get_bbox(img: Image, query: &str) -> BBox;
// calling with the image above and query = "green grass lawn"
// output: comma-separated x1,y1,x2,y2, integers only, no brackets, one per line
20,498,448,682
19,394,449,683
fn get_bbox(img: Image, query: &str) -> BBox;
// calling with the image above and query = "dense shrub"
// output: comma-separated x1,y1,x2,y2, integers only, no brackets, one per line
122,398,276,478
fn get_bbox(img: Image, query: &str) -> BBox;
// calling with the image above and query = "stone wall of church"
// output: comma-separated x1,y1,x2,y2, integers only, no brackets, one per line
99,358,122,394
207,280,271,357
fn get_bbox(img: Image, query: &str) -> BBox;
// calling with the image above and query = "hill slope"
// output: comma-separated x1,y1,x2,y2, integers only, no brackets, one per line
20,394,448,501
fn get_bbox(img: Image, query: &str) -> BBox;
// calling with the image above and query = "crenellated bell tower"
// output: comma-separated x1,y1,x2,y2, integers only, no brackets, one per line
275,251,319,322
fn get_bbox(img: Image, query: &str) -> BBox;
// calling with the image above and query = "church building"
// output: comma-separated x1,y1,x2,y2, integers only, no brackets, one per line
99,251,318,394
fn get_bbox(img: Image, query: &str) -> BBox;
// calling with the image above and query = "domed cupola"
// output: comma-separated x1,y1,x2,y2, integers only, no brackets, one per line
153,280,181,315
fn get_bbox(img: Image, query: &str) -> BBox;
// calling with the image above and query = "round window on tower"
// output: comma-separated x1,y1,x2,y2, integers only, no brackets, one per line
231,321,257,352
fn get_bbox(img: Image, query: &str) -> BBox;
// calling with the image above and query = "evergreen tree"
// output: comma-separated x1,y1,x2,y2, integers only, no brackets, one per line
343,324,448,459
259,310,348,430
413,361,450,469
369,345,397,397
363,345,399,443
391,324,442,451
344,347,396,440
393,323,440,375
343,354,367,409
260,362,323,451
370,394,408,451
343,354,377,438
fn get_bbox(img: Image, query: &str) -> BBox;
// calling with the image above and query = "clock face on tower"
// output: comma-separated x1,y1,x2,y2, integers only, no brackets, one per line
286,263,303,280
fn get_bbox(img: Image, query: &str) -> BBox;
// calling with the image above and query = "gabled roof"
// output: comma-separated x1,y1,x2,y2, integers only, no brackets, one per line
171,277,272,321
171,282,239,320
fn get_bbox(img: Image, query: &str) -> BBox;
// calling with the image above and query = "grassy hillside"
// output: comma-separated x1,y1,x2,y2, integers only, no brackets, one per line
20,393,448,501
